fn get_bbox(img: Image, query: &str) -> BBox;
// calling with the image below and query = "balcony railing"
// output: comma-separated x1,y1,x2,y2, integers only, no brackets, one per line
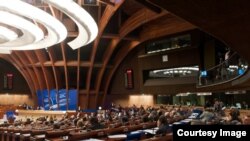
198,52,248,87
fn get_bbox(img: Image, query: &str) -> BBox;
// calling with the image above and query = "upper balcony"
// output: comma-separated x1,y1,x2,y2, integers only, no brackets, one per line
198,52,248,87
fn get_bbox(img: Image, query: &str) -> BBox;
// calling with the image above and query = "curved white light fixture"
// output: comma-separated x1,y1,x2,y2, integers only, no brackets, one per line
0,49,11,54
0,27,12,52
0,11,44,49
43,0,98,49
0,26,18,43
0,0,67,50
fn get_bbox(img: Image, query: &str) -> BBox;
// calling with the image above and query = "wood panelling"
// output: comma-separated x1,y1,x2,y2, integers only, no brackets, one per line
110,48,141,95
0,56,30,94
25,51,46,89
138,47,199,70
13,52,37,94
104,94,154,108
102,17,195,105
0,94,34,106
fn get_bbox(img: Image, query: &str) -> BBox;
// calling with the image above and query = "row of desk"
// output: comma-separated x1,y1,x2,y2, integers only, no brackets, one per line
0,121,161,141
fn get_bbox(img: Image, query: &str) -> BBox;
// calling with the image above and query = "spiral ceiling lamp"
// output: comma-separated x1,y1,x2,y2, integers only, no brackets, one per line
0,0,98,53
0,26,18,44
43,0,98,50
0,11,44,49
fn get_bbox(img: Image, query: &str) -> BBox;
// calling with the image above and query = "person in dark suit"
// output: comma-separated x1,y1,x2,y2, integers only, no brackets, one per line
88,117,105,130
156,115,169,135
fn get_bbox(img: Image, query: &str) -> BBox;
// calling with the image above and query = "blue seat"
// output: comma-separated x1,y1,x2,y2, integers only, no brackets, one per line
126,131,143,141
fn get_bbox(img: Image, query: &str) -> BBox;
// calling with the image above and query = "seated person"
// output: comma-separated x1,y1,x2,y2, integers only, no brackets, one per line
156,115,169,135
199,108,215,123
188,108,203,119
87,117,105,130
228,108,242,124
76,119,85,129
53,123,61,130
242,115,250,124
121,116,129,125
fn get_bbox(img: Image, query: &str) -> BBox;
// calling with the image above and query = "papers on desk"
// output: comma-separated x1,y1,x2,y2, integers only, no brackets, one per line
22,134,31,137
130,130,143,134
182,118,192,122
35,134,45,138
188,113,199,119
180,119,192,123
108,134,127,138
143,127,159,135
78,138,103,141
173,122,182,125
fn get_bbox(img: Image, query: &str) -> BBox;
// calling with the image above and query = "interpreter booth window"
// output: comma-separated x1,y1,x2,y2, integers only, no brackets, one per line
146,34,191,54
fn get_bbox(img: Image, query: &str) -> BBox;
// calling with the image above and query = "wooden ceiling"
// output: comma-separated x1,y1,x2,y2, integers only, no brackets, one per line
149,0,250,61
0,0,195,108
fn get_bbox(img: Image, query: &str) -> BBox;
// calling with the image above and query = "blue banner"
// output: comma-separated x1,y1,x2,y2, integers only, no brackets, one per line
42,89,50,110
58,89,67,110
36,89,78,111
50,89,58,110
68,89,77,110
36,90,43,107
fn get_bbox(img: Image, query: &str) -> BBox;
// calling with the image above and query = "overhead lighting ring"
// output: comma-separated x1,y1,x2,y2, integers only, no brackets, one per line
0,11,44,53
0,26,18,43
0,0,67,51
43,0,98,49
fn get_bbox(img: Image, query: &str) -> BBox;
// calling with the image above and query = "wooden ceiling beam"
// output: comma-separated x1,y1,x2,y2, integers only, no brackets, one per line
24,51,43,92
86,0,124,109
12,52,37,95
102,33,140,40
60,42,69,109
47,48,59,90
94,9,167,107
17,51,41,92
77,48,81,107
35,50,54,89
136,0,162,13
34,50,53,108
68,32,139,40
98,0,115,6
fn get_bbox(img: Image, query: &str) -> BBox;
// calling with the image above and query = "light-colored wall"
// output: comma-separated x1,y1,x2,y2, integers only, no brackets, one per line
105,94,154,107
0,94,34,106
